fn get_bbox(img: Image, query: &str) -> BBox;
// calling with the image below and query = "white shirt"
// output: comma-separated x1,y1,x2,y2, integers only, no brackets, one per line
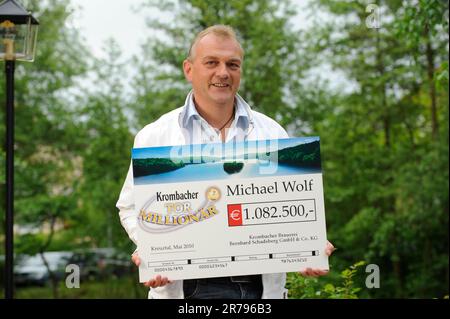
116,91,289,299
181,90,250,144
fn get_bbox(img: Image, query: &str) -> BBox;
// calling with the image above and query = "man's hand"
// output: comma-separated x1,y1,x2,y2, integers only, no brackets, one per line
131,251,172,288
299,241,336,277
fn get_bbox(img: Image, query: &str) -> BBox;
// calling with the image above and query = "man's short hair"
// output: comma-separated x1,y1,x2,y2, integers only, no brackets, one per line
187,25,244,61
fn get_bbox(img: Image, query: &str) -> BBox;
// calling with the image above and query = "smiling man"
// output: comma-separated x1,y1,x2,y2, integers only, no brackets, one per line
116,25,335,299
182,28,243,141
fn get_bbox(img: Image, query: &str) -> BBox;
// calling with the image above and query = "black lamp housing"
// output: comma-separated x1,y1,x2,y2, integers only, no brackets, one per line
0,0,39,61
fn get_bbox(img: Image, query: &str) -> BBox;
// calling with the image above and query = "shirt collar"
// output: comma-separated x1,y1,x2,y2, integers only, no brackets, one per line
181,90,249,129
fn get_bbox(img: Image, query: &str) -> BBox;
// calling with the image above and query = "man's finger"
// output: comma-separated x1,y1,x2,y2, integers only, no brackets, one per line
152,275,162,288
325,241,336,256
131,253,141,266
307,268,319,277
311,269,326,276
304,267,313,276
300,267,314,277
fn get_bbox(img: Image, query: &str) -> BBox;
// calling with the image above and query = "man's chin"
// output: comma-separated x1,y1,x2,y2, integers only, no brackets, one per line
212,98,233,106
208,93,234,105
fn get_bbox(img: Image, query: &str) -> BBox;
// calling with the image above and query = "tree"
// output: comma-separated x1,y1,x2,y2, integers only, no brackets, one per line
0,0,90,297
131,0,314,129
301,0,449,297
73,39,134,251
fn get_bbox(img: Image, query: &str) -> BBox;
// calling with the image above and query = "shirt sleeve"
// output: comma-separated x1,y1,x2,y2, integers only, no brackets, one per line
116,160,139,246
279,125,289,139
116,129,147,247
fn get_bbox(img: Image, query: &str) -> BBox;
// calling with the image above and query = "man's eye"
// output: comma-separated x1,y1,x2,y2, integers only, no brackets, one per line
206,61,217,65
228,63,240,69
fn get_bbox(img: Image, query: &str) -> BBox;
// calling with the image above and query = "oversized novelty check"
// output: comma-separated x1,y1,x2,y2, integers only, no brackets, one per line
133,137,328,281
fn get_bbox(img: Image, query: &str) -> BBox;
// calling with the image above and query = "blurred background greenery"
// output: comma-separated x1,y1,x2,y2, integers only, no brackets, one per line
0,0,448,299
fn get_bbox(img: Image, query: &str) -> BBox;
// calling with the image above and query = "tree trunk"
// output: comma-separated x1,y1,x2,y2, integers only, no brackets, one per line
376,28,403,295
376,30,390,148
39,215,59,299
39,251,60,299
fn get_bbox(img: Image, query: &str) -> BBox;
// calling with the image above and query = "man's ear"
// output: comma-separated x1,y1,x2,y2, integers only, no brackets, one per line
183,59,193,82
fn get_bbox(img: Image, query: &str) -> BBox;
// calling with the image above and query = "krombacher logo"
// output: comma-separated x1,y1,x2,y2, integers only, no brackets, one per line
138,186,221,233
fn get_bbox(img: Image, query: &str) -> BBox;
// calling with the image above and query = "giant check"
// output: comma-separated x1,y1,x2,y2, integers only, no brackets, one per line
133,137,328,281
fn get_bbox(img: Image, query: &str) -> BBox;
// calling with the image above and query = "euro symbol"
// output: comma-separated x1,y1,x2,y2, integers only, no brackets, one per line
230,210,241,221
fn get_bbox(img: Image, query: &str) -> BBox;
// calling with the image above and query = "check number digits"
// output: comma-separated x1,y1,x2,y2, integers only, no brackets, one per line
228,199,316,227
246,204,308,220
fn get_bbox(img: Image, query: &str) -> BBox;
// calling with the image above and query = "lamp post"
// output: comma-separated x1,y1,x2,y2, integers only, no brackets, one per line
0,0,38,299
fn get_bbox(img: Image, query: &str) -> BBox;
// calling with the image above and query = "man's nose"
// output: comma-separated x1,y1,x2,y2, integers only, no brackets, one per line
216,63,230,79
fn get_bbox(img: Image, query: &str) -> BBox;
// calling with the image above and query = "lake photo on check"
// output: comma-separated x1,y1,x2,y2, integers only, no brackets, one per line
132,137,322,185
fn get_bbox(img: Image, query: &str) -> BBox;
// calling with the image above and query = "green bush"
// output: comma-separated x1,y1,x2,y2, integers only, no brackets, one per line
286,261,366,299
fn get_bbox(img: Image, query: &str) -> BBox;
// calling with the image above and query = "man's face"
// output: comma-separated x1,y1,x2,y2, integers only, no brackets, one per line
183,34,242,107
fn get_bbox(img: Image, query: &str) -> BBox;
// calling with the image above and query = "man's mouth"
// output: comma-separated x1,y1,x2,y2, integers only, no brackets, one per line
210,83,230,88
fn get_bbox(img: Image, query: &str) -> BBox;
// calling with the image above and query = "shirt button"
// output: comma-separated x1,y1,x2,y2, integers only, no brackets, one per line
210,136,215,141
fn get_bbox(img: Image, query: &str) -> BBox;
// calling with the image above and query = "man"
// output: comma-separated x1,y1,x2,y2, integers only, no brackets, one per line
116,25,335,299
